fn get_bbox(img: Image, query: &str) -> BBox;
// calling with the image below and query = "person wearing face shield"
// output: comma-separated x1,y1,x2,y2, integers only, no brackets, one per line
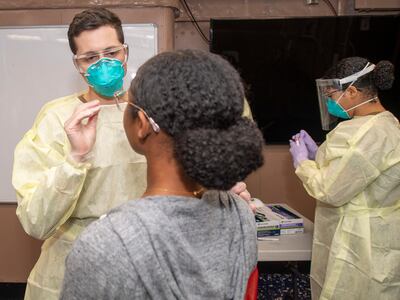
289,57,400,299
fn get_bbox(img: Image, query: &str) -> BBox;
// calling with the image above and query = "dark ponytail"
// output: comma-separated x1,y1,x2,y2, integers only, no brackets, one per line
174,118,264,190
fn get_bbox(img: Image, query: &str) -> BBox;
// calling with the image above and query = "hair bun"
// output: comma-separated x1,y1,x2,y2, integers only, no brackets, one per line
174,118,264,190
373,60,395,90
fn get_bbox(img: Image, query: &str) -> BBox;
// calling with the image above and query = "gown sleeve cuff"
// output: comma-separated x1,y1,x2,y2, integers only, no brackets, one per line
65,153,92,171
295,160,317,181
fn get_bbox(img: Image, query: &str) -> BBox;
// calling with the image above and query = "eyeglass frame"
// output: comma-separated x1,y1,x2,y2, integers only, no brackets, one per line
73,44,129,73
114,91,160,133
322,86,365,99
322,89,341,98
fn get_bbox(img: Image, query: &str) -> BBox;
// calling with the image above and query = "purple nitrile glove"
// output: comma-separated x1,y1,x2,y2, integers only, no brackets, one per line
300,129,318,160
289,137,309,169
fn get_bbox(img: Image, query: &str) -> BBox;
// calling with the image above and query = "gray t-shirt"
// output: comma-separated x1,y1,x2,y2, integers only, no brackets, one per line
60,190,257,300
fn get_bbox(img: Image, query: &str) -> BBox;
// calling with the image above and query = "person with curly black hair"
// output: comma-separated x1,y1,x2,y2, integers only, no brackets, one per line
289,57,400,299
60,49,264,299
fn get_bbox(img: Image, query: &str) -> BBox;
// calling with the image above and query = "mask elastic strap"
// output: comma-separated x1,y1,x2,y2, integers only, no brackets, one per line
345,96,378,113
337,62,372,105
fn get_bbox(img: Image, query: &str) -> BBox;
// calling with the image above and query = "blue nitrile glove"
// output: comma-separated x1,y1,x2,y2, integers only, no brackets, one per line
300,129,318,160
289,137,309,169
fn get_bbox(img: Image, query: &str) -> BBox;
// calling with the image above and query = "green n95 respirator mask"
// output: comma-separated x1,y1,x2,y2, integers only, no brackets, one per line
84,58,125,98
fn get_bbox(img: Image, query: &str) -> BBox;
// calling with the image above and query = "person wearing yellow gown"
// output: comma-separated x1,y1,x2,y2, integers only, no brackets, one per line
12,8,148,299
289,57,400,299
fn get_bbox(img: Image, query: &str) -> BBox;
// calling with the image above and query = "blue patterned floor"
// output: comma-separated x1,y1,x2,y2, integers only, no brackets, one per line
258,273,311,300
257,261,311,300
0,268,311,300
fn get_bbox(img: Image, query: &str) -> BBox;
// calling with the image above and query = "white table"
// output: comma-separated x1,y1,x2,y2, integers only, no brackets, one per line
257,204,314,262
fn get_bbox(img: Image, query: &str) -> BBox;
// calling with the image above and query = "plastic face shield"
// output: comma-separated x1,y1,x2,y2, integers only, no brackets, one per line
316,78,341,130
73,44,129,73
315,62,375,131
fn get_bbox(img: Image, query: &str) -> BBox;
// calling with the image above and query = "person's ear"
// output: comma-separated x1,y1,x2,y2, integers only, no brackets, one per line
346,85,359,99
137,110,152,140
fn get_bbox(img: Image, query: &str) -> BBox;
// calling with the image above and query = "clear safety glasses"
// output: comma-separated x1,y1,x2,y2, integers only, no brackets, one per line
73,44,129,73
114,91,160,133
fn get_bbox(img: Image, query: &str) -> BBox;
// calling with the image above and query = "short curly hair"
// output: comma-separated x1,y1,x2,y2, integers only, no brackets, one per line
128,49,264,190
68,8,124,54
